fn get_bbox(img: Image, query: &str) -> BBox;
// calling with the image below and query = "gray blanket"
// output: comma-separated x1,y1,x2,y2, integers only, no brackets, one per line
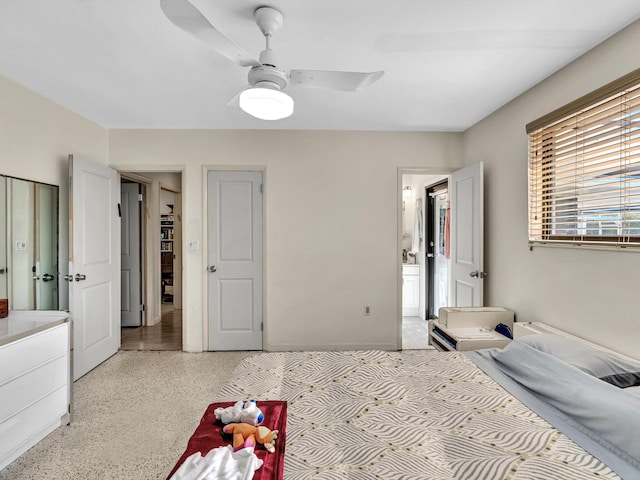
469,342,640,479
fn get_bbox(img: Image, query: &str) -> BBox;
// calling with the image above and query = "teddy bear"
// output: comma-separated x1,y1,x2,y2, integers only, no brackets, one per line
222,423,278,453
214,400,264,426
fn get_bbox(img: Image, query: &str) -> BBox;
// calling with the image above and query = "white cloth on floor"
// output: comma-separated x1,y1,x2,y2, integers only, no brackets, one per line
169,446,263,480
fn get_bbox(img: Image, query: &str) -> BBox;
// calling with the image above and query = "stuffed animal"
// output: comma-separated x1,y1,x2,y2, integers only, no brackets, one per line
223,423,278,453
214,400,243,425
214,400,265,426
239,399,264,425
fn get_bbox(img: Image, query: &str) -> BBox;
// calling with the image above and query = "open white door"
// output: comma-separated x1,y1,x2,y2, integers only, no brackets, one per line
69,155,120,380
208,171,263,351
450,162,484,307
120,182,142,327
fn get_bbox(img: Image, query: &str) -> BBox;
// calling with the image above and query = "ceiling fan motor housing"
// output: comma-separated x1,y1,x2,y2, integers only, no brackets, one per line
248,64,289,90
254,7,284,37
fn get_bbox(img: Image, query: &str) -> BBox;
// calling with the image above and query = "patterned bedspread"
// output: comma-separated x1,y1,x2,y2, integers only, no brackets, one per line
215,350,619,479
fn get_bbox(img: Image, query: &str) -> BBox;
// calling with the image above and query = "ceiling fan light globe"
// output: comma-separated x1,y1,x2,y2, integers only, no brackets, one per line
239,87,294,120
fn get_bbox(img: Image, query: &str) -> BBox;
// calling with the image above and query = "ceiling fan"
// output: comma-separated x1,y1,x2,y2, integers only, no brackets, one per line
160,0,384,120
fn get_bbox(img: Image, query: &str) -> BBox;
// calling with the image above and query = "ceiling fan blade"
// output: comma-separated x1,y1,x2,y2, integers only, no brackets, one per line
289,70,384,91
160,0,260,68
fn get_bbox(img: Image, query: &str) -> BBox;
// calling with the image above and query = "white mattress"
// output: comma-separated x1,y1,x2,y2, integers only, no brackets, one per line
215,350,620,479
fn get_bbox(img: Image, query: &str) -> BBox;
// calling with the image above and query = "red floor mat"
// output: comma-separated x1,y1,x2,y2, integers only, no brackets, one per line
167,400,287,479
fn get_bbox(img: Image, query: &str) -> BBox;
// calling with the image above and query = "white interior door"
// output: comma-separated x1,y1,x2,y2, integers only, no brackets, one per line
69,155,120,380
450,162,484,307
120,182,142,327
208,171,263,351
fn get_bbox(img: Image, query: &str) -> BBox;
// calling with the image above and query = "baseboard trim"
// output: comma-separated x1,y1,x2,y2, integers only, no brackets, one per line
265,343,398,352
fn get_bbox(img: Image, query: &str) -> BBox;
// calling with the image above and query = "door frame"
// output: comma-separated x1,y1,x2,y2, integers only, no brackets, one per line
116,168,184,338
203,165,266,351
397,167,456,350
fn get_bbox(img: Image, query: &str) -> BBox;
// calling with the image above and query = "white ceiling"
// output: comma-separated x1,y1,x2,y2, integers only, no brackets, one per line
1,0,640,131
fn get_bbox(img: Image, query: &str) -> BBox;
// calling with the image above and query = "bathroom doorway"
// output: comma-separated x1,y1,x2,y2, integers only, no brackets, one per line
400,172,448,349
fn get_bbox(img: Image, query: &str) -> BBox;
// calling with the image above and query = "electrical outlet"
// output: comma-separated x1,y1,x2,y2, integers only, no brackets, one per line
364,305,371,316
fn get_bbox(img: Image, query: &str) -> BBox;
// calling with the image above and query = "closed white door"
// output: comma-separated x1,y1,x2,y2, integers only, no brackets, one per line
120,182,142,327
450,162,484,307
69,155,120,380
208,171,263,351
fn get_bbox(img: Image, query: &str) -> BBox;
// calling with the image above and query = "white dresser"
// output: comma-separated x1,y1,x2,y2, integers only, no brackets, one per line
0,311,70,471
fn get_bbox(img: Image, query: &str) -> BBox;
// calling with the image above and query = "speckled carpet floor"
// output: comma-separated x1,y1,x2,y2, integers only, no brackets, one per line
0,351,254,480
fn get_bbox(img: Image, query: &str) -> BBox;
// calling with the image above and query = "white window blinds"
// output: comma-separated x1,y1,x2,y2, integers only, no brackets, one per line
527,68,640,248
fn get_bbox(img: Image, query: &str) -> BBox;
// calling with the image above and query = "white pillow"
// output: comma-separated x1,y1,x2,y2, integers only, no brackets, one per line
517,333,640,388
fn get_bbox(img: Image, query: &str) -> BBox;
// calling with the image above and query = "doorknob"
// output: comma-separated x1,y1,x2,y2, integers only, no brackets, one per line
0,267,5,274
42,273,55,282
469,271,487,278
63,274,74,282
75,273,87,281
208,266,217,273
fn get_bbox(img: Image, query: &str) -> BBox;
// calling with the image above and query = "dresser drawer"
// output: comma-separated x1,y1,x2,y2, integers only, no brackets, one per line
0,386,67,464
0,324,68,386
0,355,67,422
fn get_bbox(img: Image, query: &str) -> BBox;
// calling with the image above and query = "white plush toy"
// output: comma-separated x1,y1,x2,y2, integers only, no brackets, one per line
214,399,265,426
214,400,243,424
239,399,264,426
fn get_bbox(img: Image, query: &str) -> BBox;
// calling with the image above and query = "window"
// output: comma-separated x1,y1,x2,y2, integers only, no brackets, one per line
527,68,640,248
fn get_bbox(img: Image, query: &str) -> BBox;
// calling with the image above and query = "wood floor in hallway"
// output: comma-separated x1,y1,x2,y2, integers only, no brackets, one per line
120,306,182,350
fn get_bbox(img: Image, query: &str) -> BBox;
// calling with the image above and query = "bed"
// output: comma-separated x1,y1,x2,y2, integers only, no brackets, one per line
180,325,640,479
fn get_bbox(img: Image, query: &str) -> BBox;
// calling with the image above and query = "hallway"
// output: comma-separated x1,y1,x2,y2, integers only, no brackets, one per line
120,306,182,351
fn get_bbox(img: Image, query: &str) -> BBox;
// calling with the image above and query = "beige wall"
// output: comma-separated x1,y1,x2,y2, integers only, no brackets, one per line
0,75,108,309
462,20,640,358
6,16,640,358
109,130,463,351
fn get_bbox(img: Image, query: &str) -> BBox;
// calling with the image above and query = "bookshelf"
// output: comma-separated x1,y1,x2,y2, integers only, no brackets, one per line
161,214,174,303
